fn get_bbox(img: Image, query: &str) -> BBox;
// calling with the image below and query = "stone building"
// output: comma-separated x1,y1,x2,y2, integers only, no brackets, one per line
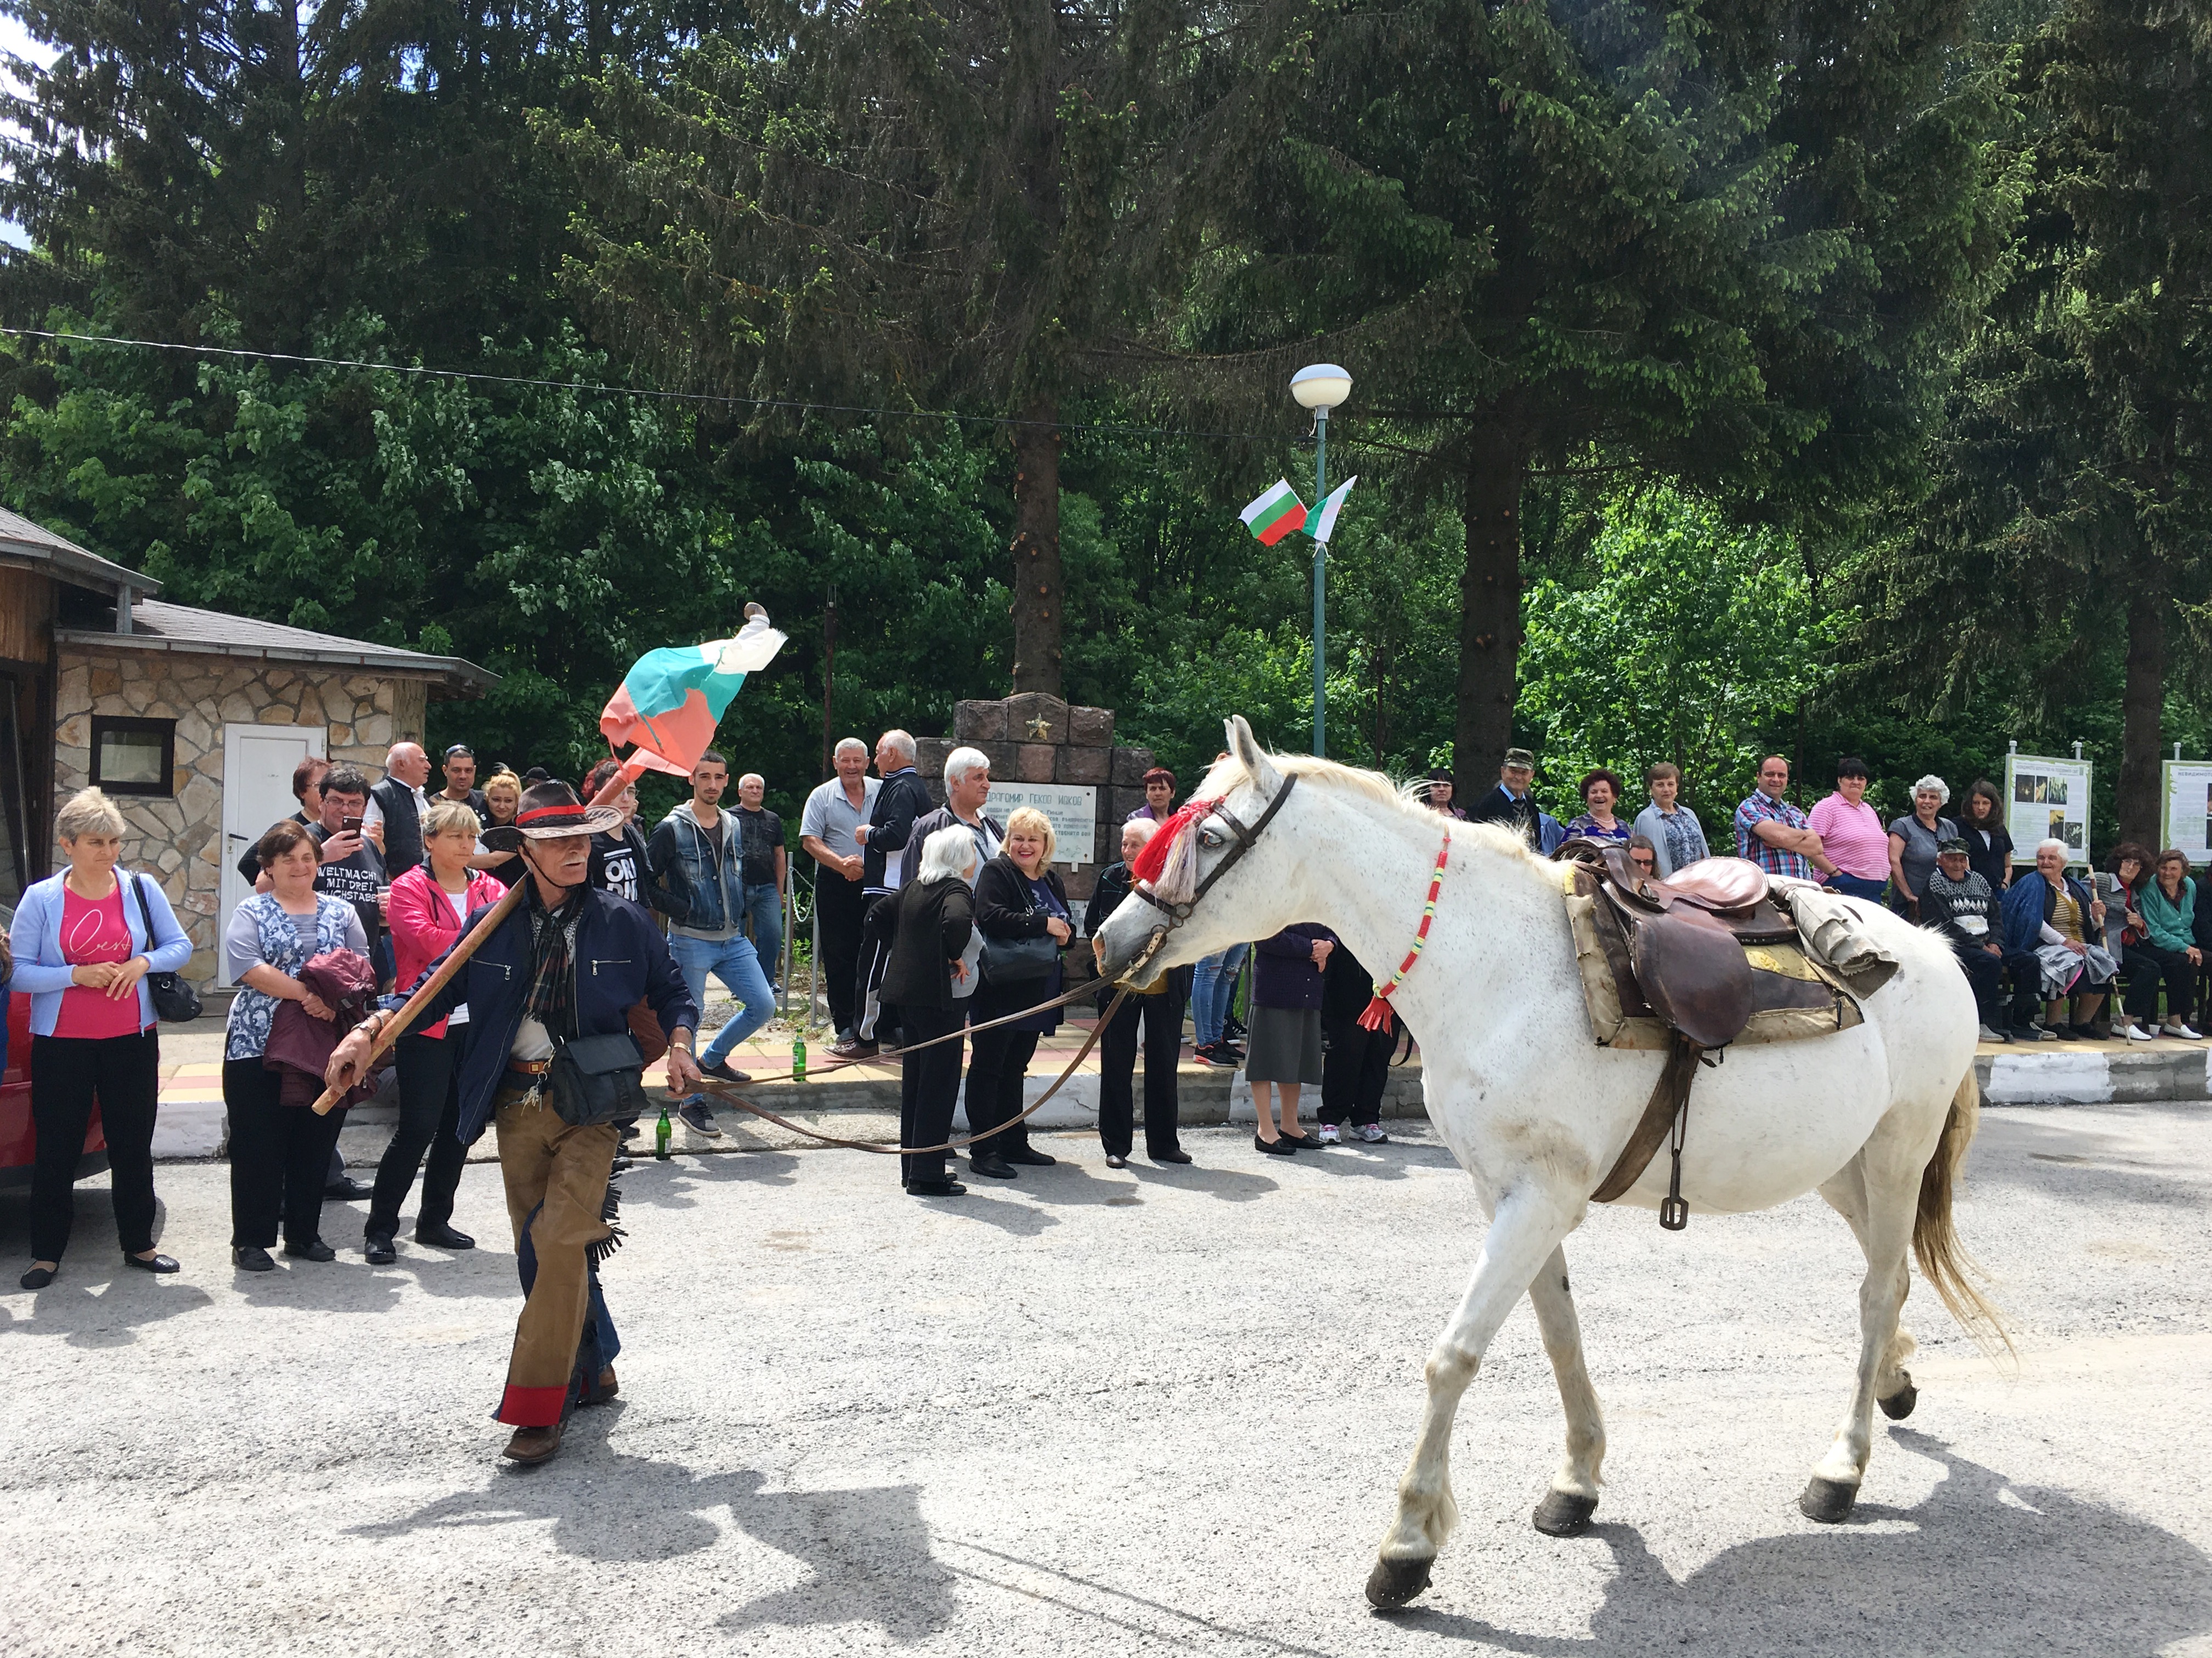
0,507,494,991
916,692,1156,906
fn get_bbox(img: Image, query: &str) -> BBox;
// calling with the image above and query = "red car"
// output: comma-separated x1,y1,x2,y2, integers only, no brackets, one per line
1,900,110,1193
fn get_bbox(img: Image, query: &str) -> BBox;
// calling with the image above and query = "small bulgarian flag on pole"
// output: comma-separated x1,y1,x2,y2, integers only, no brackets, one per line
1306,476,1356,544
1239,478,1308,545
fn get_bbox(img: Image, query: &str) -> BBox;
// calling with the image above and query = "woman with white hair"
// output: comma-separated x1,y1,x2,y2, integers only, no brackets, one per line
1999,838,2115,1040
881,826,980,1195
8,787,194,1288
967,805,1073,1179
1887,775,1959,919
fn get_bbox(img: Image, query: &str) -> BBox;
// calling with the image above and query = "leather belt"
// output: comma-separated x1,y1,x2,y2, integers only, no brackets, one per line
506,1057,554,1078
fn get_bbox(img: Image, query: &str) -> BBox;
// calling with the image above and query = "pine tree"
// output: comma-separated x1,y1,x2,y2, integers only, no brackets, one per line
1875,0,2211,843
1176,0,2017,769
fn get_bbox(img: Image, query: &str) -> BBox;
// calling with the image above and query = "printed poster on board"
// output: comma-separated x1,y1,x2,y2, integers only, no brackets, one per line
2003,753,2092,867
2160,762,2212,865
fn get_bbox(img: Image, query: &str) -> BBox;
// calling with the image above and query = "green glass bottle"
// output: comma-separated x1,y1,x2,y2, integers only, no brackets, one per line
654,1104,672,1160
791,1027,807,1083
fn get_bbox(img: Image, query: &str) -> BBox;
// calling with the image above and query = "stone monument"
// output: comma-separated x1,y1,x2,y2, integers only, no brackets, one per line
914,693,1155,906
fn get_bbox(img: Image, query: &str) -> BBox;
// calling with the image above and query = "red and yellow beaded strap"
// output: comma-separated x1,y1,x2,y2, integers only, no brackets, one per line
1356,830,1450,1034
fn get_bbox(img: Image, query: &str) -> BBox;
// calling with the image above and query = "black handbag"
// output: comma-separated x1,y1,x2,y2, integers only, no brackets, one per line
546,1030,648,1127
979,874,1063,983
127,873,204,1024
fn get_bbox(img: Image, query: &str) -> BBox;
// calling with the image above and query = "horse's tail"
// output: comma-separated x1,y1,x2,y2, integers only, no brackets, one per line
1914,1069,2014,1358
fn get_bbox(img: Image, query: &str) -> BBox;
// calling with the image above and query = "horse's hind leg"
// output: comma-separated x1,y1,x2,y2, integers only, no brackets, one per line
1804,1139,1920,1522
1368,1182,1582,1608
1818,1160,1919,1419
1527,1246,1605,1537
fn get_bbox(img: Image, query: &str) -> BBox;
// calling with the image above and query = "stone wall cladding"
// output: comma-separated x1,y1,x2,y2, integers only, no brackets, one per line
54,645,432,991
916,694,1157,911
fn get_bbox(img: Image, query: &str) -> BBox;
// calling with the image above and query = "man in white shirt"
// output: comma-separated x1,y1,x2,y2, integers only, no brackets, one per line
364,741,435,879
800,738,880,1044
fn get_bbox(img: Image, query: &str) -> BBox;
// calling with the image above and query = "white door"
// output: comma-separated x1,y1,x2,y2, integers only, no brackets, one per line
219,723,326,985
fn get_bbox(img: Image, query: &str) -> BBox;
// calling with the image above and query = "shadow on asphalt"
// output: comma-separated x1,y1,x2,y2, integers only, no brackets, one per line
1968,1114,2211,1209
1391,1430,2212,1654
621,1148,806,1211
347,1407,956,1640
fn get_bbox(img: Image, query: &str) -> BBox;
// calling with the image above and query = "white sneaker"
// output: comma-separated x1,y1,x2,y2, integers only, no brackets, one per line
2168,1022,2203,1040
2123,1023,2155,1042
1316,1123,1341,1145
1355,1123,1391,1144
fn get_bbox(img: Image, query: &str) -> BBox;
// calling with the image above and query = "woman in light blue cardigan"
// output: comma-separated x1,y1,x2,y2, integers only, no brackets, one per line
8,788,193,1288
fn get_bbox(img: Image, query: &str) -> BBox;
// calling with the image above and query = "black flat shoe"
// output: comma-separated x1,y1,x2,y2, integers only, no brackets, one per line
125,1252,179,1274
906,1179,968,1197
363,1233,397,1266
323,1176,373,1202
1104,1153,1129,1170
1150,1148,1193,1164
414,1221,476,1250
20,1264,56,1289
1002,1146,1057,1166
283,1238,338,1263
969,1156,1018,1180
1278,1131,1320,1150
1255,1133,1295,1157
234,1246,275,1272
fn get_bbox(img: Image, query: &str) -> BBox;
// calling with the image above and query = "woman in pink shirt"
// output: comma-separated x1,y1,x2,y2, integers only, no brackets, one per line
7,788,194,1289
1807,758,1891,903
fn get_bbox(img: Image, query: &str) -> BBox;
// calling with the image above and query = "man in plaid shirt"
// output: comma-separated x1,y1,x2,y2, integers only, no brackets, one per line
1734,757,1837,882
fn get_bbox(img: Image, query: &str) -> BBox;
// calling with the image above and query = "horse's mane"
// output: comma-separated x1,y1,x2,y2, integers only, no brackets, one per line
1199,749,1545,869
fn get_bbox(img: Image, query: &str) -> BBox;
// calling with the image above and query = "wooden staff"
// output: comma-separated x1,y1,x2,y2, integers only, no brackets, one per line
311,756,650,1114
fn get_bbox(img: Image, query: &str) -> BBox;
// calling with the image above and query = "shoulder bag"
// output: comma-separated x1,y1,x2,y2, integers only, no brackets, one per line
546,1030,648,1127
980,872,1062,983
127,874,204,1024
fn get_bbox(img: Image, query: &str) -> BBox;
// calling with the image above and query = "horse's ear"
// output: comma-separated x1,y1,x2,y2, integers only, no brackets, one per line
1224,714,1282,794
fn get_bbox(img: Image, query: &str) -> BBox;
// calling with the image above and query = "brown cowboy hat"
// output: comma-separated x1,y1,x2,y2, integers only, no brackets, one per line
479,780,622,851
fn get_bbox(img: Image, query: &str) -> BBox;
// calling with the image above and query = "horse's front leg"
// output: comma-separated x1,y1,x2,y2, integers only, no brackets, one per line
1526,1245,1606,1536
1803,1141,1919,1522
1368,1181,1582,1609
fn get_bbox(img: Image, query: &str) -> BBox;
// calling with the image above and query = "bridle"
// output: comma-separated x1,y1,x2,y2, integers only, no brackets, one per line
1122,774,1299,981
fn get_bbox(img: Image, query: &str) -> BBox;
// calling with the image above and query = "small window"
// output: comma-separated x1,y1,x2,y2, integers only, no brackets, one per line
90,716,174,797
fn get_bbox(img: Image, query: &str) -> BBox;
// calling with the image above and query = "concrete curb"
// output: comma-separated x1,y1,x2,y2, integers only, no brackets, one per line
1977,1043,2212,1106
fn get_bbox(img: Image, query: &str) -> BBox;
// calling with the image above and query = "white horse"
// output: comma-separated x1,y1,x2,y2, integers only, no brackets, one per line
1092,718,2005,1609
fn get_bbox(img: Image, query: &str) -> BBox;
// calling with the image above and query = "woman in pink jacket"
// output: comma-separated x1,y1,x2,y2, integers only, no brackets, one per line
363,799,506,1264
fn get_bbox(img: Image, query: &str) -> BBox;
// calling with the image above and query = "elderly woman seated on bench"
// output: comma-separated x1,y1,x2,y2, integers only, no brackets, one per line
1999,838,2116,1041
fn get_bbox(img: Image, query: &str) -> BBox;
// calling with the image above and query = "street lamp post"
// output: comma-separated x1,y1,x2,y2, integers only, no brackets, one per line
1290,363,1352,756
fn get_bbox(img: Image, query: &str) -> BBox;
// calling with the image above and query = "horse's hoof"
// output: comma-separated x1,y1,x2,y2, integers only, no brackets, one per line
1365,1555,1434,1609
1532,1490,1598,1537
1799,1475,1859,1524
1878,1380,1918,1421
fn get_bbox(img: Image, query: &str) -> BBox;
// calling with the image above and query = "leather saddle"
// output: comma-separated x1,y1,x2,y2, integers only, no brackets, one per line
1557,839,1805,1050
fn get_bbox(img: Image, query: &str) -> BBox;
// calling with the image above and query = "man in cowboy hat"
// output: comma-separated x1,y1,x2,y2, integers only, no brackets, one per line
324,779,702,1465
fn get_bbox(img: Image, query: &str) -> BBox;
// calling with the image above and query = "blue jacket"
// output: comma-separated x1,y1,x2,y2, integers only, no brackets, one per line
2000,868,2095,955
8,870,194,1037
645,803,746,935
397,885,699,1144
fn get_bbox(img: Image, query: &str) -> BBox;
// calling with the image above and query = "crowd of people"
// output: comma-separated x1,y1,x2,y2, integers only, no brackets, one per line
13,727,2200,1286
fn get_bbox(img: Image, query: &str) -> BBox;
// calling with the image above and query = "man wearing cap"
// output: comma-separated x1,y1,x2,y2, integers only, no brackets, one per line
1468,747,1543,844
323,780,701,1466
438,743,490,828
1922,836,2010,1042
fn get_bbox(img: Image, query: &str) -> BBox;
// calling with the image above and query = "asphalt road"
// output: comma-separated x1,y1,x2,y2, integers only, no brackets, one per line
5,1102,2211,1657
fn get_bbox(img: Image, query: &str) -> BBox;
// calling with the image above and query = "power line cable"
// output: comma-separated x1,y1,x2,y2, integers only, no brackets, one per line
0,324,1364,449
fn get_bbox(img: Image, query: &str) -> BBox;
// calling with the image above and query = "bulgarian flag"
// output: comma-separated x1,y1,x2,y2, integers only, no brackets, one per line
1306,476,1356,544
1239,479,1308,545
599,611,787,777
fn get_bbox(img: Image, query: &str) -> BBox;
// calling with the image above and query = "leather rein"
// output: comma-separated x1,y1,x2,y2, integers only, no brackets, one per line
691,776,1300,1157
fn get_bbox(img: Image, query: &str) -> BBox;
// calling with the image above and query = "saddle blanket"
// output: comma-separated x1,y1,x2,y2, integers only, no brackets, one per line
1561,864,1865,1052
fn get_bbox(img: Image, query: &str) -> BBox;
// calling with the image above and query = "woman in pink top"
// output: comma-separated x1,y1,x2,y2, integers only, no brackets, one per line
1807,757,1891,904
7,788,194,1289
363,799,507,1265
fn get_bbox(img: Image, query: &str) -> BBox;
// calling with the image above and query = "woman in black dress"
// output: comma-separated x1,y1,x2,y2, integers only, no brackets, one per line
966,806,1072,1180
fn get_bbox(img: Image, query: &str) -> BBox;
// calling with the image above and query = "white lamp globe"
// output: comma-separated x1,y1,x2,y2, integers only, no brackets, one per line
1290,363,1353,411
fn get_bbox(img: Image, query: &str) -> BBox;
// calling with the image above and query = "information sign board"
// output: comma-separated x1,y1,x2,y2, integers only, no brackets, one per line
2160,762,2212,865
986,781,1099,867
2004,752,2092,867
